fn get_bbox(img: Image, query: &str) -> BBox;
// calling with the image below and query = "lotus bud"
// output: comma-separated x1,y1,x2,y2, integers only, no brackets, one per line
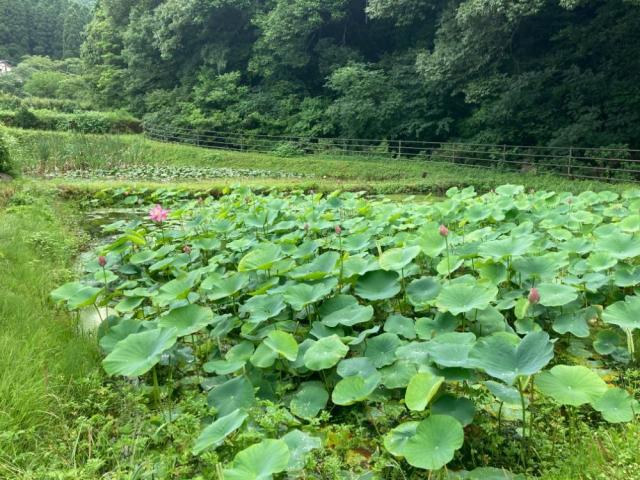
439,224,449,237
528,287,540,304
335,225,342,235
183,245,192,254
98,255,107,267
304,223,309,232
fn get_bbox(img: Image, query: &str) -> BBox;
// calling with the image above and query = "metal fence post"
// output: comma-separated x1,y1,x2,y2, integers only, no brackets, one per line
568,147,573,177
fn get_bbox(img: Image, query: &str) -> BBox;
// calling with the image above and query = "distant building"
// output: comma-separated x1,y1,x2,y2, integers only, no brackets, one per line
0,61,13,74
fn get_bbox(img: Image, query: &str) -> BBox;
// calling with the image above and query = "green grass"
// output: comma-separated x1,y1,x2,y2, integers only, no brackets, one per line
9,128,639,195
0,182,98,476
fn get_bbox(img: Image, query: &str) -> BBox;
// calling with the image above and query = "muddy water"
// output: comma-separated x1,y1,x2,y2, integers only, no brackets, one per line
77,207,145,333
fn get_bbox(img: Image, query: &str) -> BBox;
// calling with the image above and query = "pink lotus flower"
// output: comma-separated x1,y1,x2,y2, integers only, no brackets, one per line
439,224,449,237
98,255,107,267
528,287,540,304
149,204,169,223
335,225,342,235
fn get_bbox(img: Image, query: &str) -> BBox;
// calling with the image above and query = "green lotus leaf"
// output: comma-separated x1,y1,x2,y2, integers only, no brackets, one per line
332,372,381,405
114,296,144,313
536,283,578,307
66,286,102,310
192,409,248,455
614,265,640,287
283,281,335,311
414,226,446,258
380,361,418,389
103,327,178,377
290,381,329,419
223,439,290,480
592,387,639,423
406,277,441,311
552,309,593,338
384,314,417,340
478,235,535,259
469,332,554,385
365,333,404,368
595,233,640,260
484,381,521,405
586,252,617,272
303,335,349,371
201,272,249,300
250,342,278,368
321,302,374,327
425,332,476,368
603,296,640,331
405,372,444,411
536,365,608,406
156,274,197,304
379,246,421,271
512,255,562,280
593,329,624,355
436,282,498,315
354,270,401,301
391,415,464,471
341,233,371,252
264,330,299,361
238,243,284,271
203,359,246,375
99,318,144,354
431,394,476,427
240,294,286,324
282,429,321,471
289,251,339,280
158,304,214,337
383,421,419,456
207,376,255,417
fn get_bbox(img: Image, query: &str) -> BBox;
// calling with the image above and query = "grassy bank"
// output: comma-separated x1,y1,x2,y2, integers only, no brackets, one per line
10,128,639,195
0,182,98,476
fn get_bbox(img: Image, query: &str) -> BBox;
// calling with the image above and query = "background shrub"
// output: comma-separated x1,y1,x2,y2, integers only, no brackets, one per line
0,127,17,176
0,109,141,134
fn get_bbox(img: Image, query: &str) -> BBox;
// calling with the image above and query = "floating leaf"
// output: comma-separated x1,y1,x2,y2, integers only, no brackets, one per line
536,283,578,307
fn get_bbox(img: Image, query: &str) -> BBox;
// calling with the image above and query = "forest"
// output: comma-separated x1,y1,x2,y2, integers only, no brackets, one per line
2,0,640,148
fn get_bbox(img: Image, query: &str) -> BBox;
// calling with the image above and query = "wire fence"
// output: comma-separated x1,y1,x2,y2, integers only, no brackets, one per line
144,124,640,183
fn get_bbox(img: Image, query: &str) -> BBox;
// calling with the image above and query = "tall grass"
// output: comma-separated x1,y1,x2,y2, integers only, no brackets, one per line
0,183,97,469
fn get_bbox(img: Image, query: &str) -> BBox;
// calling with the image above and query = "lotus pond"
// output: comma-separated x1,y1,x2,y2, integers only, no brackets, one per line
51,185,640,478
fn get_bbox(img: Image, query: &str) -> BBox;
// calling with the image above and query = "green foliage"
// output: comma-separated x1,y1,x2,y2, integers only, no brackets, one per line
0,0,93,62
0,109,141,133
0,125,16,175
78,0,640,149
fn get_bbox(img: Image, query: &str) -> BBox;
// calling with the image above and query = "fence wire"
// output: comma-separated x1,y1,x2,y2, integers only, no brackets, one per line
143,125,640,183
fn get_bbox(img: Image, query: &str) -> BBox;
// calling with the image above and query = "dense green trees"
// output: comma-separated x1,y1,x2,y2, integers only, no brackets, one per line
0,0,93,62
3,0,640,148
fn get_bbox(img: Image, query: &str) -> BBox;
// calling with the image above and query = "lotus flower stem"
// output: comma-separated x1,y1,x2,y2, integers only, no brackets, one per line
517,377,528,468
